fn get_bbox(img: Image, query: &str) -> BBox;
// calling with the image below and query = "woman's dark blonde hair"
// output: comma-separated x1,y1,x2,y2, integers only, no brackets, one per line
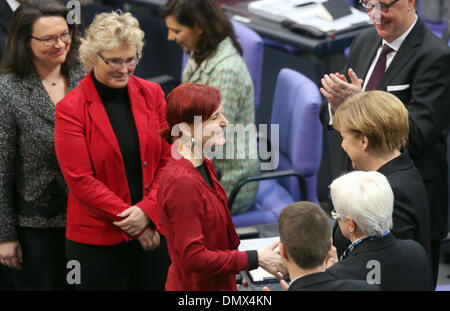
333,91,409,153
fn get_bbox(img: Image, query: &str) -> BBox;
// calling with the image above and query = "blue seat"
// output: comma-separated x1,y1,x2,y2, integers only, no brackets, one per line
416,0,450,45
231,68,323,227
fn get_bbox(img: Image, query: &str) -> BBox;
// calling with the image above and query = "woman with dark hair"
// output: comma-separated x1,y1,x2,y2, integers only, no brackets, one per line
158,83,285,291
161,0,260,215
0,0,84,290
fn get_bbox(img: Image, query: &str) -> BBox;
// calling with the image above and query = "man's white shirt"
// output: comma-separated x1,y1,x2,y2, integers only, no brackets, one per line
6,0,21,12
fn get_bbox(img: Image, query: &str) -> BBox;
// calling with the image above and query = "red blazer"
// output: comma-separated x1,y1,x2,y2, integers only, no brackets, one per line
55,73,170,245
158,153,249,291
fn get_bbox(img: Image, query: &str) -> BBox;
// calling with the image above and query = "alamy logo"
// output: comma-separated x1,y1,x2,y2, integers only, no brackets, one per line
366,2,382,25
66,259,81,285
66,0,81,25
171,117,280,171
366,260,381,285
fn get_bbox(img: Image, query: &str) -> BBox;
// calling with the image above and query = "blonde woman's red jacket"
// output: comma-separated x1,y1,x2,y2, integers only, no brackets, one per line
55,72,170,245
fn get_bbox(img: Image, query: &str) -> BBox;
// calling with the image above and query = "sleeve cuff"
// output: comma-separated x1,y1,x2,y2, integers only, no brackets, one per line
246,250,259,271
328,102,334,125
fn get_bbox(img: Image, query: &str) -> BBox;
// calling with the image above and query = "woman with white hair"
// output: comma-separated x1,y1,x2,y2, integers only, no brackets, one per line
327,171,433,291
54,11,171,290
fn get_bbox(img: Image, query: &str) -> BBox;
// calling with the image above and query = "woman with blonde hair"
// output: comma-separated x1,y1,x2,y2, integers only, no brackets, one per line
332,90,431,262
54,11,171,290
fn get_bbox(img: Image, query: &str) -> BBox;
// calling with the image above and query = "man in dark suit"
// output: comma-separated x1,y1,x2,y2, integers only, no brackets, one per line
328,171,434,291
319,0,450,285
273,201,378,291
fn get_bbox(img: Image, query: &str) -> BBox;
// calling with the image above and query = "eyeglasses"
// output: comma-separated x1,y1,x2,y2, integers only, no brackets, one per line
98,53,141,70
31,31,72,46
331,209,345,220
359,0,400,13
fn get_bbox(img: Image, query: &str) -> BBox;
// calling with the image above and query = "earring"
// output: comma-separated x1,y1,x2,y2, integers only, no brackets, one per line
185,136,195,148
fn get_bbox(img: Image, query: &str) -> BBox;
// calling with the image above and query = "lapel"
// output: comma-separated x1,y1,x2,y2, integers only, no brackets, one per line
358,34,382,81
85,74,151,169
22,69,56,124
127,77,149,160
172,153,240,249
21,65,83,124
183,37,235,83
377,19,425,90
84,72,123,160
172,152,224,199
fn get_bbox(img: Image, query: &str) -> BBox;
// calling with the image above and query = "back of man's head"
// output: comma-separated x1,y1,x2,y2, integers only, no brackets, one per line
278,201,330,269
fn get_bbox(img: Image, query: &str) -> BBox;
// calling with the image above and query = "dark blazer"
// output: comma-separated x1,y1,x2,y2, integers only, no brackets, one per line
333,151,431,259
55,73,171,246
0,0,13,61
0,65,85,242
320,18,450,241
378,150,431,254
327,234,434,291
288,270,379,291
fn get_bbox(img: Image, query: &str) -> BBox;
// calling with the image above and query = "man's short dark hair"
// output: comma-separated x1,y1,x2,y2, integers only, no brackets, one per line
278,201,331,269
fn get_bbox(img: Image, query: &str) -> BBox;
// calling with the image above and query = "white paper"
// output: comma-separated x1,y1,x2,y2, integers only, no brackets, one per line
239,236,280,282
248,0,371,32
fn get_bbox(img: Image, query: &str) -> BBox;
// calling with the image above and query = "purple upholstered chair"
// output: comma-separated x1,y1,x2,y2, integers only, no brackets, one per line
416,0,449,45
182,20,264,109
231,68,323,227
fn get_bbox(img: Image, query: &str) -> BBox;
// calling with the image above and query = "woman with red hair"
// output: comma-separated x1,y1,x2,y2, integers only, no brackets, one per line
158,83,285,291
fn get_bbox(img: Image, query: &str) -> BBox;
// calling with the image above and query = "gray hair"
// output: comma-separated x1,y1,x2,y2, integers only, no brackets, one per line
79,10,145,71
329,171,393,236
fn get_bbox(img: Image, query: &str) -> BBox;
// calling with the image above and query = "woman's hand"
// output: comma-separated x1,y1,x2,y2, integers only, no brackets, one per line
113,205,150,236
0,241,23,270
257,241,288,279
137,227,160,251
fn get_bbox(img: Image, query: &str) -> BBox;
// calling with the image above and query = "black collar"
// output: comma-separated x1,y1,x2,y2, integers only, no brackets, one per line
288,271,335,291
345,234,396,258
377,150,413,176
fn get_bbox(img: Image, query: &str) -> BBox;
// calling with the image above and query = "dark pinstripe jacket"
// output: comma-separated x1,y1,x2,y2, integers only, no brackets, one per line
0,65,85,241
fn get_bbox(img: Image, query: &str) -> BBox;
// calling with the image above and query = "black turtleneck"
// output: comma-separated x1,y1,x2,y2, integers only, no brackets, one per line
92,72,143,205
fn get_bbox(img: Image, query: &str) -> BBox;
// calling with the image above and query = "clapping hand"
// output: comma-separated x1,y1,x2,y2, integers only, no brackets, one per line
320,68,363,113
